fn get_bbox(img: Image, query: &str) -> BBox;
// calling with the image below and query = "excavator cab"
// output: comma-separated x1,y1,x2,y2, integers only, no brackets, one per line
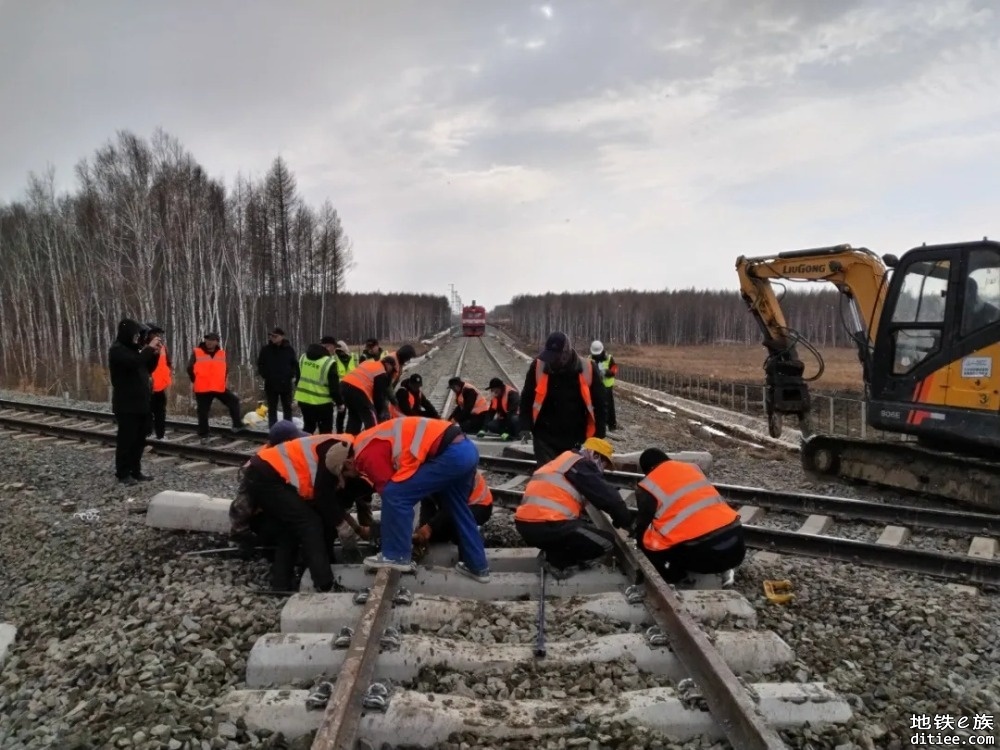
868,240,1000,450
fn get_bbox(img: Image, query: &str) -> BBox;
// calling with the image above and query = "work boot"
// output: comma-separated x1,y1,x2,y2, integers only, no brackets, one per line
454,561,490,583
476,430,486,438
363,553,416,574
131,473,155,482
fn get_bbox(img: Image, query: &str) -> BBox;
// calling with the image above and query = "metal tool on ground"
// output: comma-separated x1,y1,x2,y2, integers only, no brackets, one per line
535,555,547,658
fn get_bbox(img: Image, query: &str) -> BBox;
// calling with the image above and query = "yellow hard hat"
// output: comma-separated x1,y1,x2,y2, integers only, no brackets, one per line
582,437,614,460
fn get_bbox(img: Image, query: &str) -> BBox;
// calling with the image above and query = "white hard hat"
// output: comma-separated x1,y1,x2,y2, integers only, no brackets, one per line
590,340,603,355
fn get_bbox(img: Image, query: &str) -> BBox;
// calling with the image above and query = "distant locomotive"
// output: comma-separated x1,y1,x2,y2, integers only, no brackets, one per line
461,301,486,336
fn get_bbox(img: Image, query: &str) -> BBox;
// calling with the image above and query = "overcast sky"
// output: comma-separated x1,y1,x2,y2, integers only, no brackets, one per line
2,0,999,310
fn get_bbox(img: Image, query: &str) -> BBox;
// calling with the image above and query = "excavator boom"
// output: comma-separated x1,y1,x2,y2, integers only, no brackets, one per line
735,239,1000,512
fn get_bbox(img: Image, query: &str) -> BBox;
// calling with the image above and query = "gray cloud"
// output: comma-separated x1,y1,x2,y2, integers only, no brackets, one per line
2,0,999,309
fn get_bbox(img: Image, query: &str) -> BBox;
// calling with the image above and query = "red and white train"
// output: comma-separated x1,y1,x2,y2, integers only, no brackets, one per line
461,302,486,336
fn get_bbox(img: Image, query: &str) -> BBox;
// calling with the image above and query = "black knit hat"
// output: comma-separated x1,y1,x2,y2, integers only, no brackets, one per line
488,377,505,390
639,448,670,474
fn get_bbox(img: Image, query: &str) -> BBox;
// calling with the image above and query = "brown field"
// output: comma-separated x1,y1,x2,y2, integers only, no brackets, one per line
612,344,865,393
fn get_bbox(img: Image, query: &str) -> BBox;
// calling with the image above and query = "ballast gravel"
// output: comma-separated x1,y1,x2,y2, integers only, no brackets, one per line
3,334,1000,750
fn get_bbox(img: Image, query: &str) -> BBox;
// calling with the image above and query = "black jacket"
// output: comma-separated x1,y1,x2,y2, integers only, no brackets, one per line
564,455,632,529
108,319,160,415
257,340,300,390
396,386,440,418
488,387,520,419
519,353,606,439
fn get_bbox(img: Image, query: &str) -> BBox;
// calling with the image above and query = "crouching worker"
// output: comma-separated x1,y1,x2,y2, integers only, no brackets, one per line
634,448,744,587
240,424,365,592
412,469,493,557
514,437,634,579
337,416,491,582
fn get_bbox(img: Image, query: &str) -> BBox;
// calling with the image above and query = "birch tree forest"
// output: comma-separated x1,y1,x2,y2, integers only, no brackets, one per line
497,289,854,348
0,129,450,397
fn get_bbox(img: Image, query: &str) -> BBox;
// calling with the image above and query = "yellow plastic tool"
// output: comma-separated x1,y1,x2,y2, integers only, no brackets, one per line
763,579,795,604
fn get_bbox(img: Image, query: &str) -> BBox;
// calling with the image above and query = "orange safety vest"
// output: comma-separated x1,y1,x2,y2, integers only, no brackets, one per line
341,359,386,401
490,384,516,415
457,383,489,415
256,434,353,500
639,461,738,551
531,360,596,438
389,389,417,419
469,470,493,507
514,451,585,523
152,345,172,392
192,346,227,393
353,417,453,483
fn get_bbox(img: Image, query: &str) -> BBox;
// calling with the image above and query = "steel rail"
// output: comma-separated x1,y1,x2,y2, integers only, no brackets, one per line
478,333,523,388
476,455,1000,534
584,505,789,750
310,568,401,750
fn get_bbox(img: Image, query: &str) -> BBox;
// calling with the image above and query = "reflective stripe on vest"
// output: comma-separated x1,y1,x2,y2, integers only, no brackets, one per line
152,345,172,392
592,354,615,388
469,471,492,507
341,359,384,400
257,435,333,499
192,346,226,393
531,359,596,438
295,354,335,404
514,451,584,522
353,416,452,483
639,461,738,551
335,353,357,377
457,384,489,415
490,384,515,415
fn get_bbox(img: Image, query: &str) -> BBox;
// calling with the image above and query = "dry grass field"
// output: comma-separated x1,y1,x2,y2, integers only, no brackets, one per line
610,343,865,393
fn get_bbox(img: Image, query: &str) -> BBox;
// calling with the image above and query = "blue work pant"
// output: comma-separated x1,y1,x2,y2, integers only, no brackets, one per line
380,438,488,572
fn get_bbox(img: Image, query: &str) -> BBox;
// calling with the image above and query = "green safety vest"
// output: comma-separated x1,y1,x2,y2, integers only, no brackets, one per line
336,353,358,378
592,354,615,388
294,354,336,405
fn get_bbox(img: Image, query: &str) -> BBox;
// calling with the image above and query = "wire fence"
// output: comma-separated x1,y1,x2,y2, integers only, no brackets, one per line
616,363,909,442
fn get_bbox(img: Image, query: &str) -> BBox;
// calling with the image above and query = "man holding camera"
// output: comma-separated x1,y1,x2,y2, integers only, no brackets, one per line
108,319,162,485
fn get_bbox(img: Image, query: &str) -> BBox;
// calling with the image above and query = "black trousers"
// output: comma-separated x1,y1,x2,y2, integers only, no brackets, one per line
195,390,241,435
335,402,347,433
484,414,519,437
606,386,617,430
457,413,487,434
515,518,615,569
114,412,148,479
244,469,335,592
343,385,376,435
531,430,582,467
147,391,167,439
265,387,293,427
640,527,746,583
419,497,493,543
300,402,334,434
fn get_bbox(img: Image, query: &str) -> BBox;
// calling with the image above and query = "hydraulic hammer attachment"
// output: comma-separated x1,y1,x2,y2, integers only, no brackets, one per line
763,341,811,438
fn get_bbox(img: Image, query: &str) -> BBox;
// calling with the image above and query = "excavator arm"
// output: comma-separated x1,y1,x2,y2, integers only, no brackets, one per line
735,244,892,437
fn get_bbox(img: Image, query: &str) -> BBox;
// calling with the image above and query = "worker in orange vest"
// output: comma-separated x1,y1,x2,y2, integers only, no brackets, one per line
479,377,520,440
412,468,492,552
633,448,744,587
335,416,490,582
446,377,489,434
519,332,607,467
514,437,634,579
392,374,440,418
186,332,243,436
145,323,172,440
340,356,399,434
241,428,366,592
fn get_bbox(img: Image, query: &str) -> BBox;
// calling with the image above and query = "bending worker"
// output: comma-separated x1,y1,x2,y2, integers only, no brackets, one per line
393,374,440,418
447,377,489,434
412,469,492,553
514,437,633,579
336,416,491,583
240,428,365,592
633,448,744,587
339,355,399,434
478,377,520,440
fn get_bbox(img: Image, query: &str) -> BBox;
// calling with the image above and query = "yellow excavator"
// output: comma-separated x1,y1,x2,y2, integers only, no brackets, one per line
736,239,1000,511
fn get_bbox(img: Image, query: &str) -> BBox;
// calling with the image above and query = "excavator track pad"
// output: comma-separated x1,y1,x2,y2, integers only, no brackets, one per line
801,434,1000,512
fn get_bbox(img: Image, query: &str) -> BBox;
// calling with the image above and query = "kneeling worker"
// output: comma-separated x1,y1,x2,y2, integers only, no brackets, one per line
337,416,491,582
241,427,365,592
412,469,493,554
634,448,744,587
514,437,634,578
